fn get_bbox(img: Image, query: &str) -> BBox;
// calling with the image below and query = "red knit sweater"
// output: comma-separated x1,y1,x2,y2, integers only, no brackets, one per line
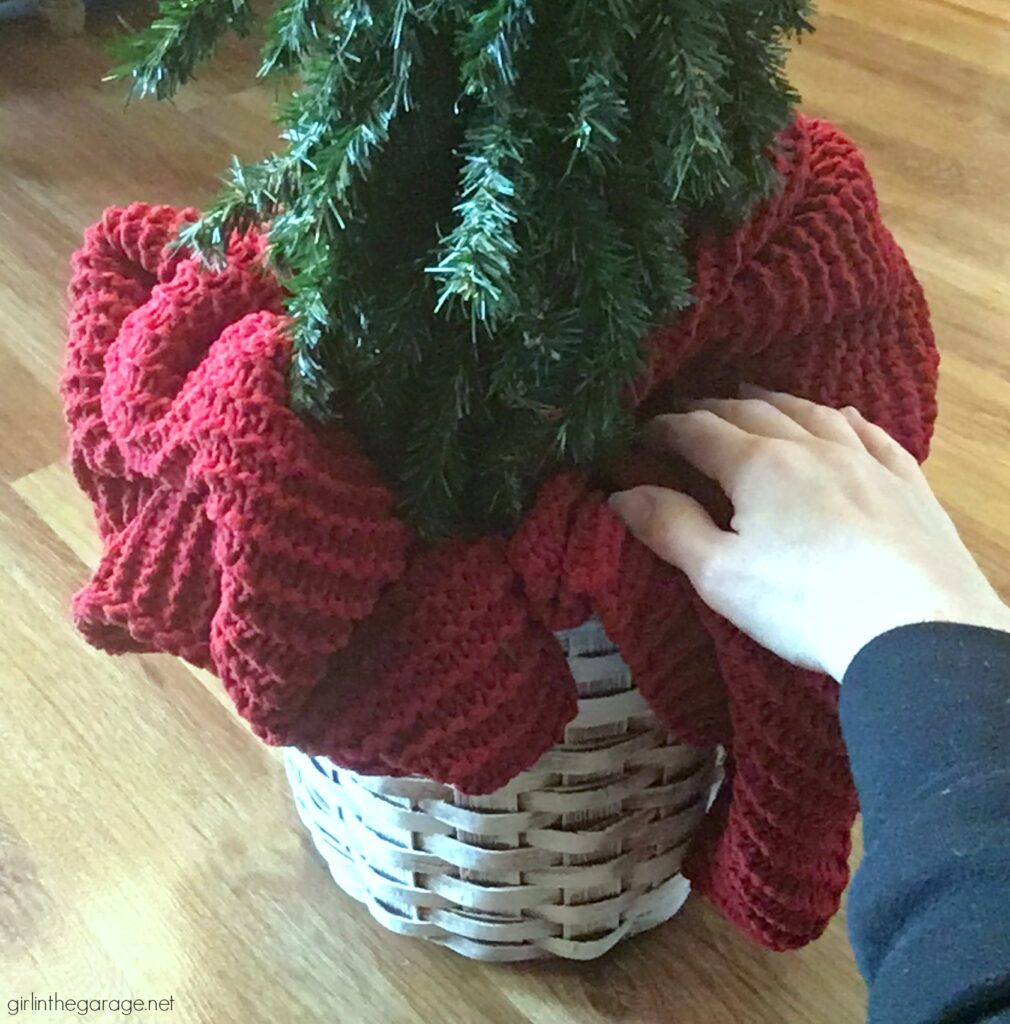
62,117,938,951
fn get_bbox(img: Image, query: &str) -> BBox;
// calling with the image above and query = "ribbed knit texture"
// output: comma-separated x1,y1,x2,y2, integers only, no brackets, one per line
62,117,938,951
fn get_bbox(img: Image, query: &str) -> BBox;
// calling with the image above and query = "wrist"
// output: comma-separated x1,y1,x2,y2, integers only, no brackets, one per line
831,598,1010,683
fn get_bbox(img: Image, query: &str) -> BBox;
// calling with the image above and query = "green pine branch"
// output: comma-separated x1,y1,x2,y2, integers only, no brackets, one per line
427,116,528,328
457,0,534,97
106,0,253,99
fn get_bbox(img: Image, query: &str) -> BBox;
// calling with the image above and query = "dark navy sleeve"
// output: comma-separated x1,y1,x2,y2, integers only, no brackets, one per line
841,622,1010,1024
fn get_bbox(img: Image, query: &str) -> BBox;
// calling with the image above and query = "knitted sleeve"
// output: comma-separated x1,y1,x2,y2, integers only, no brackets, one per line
643,116,937,455
63,204,411,742
63,204,197,540
602,116,939,950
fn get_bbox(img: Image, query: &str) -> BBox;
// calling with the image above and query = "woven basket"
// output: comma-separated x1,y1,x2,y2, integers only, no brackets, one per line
285,617,721,962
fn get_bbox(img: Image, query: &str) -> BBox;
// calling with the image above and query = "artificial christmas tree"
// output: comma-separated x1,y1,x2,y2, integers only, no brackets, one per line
108,0,814,538
63,3,940,959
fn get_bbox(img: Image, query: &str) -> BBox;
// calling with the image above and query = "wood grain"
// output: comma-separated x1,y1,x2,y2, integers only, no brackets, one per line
1,3,1007,1021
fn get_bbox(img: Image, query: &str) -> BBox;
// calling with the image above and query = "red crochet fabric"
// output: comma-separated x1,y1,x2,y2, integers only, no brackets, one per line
62,117,938,952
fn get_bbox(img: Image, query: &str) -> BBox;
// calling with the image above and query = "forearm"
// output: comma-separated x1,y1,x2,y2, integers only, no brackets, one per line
841,623,1010,1024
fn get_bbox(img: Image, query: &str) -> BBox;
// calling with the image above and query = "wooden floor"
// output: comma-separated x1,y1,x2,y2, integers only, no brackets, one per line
1,3,1008,1022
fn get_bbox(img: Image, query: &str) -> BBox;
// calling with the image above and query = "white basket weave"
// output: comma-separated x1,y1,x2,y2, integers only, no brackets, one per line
285,618,721,962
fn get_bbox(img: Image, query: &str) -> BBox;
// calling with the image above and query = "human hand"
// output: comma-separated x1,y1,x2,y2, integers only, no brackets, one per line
609,387,1010,682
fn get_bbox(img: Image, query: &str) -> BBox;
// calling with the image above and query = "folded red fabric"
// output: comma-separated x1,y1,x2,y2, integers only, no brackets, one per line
62,116,938,951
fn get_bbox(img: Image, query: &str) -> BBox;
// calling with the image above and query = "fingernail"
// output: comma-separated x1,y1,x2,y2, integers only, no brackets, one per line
739,382,772,399
608,488,655,530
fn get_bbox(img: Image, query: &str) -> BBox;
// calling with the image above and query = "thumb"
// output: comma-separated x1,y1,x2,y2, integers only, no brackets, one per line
609,486,729,579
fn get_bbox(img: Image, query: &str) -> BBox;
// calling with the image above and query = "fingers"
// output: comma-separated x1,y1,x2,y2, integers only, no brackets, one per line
736,387,924,482
838,406,926,483
678,395,810,442
608,486,734,580
643,389,927,499
643,410,759,492
738,384,865,448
